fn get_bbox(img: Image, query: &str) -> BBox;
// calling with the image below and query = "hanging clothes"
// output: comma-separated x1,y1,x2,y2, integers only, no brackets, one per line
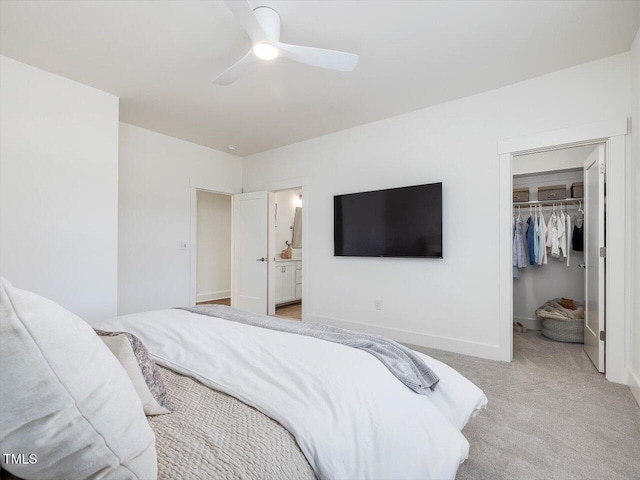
573,205,584,251
558,209,567,260
533,209,541,265
512,216,518,279
526,216,536,265
572,220,584,251
549,210,561,258
538,210,548,265
513,216,527,278
565,210,572,266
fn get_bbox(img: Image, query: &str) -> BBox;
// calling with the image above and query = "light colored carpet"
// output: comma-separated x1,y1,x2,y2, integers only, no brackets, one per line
411,332,640,480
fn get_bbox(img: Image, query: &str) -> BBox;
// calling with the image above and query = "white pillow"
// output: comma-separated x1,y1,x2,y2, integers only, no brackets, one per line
0,278,157,480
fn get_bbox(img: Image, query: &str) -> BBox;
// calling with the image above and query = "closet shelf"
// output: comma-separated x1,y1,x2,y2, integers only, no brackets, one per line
513,198,583,207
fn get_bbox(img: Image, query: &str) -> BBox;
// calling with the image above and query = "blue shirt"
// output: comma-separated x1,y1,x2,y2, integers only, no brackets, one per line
526,216,536,265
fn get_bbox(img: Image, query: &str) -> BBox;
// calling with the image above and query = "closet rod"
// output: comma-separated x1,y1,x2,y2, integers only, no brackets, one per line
513,198,583,207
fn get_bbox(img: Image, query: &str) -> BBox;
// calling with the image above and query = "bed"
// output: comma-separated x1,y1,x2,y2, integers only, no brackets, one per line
95,307,488,480
150,366,315,480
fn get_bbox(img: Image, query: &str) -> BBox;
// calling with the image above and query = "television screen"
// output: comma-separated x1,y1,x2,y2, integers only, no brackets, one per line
334,183,442,258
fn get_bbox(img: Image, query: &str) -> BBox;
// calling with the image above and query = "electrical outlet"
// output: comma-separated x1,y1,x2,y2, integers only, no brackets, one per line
375,300,382,311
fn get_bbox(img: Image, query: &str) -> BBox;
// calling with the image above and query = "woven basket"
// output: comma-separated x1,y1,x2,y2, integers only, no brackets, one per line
541,319,584,343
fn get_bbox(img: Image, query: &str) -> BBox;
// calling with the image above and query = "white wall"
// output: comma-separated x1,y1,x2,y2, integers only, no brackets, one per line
0,56,118,322
242,53,631,360
629,27,640,405
196,191,231,302
118,123,242,315
512,168,586,330
275,189,302,254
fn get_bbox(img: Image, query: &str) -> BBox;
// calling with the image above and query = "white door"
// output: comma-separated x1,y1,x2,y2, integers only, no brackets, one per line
232,191,268,314
583,145,605,372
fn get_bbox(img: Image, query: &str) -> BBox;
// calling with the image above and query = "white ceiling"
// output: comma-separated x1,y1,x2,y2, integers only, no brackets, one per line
1,1,638,156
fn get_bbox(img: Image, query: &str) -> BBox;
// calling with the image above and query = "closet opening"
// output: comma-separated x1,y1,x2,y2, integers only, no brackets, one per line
194,189,232,307
268,188,303,320
511,144,605,373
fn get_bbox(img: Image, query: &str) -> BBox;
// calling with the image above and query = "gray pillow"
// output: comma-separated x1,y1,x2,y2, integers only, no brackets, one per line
95,329,171,415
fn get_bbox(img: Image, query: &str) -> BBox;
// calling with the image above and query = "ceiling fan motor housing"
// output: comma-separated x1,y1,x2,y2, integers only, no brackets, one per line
253,6,281,42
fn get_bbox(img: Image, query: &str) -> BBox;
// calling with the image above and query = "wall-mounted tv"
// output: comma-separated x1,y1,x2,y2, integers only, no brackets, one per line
334,182,442,258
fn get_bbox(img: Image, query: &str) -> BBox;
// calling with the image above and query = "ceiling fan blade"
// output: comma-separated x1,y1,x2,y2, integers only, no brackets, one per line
223,0,268,44
277,42,359,72
213,49,255,85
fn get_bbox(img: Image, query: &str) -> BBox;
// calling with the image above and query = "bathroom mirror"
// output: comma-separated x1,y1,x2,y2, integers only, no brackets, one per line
292,207,302,248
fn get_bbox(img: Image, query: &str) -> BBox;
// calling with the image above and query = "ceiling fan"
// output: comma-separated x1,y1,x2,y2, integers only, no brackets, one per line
214,0,359,85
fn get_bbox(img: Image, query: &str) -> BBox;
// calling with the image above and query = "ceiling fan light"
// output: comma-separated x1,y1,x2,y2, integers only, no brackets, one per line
253,42,279,60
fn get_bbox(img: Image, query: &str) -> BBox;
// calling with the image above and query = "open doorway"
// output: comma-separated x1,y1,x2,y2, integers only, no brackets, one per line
271,188,303,320
195,190,232,306
498,119,627,383
511,144,605,372
229,180,307,319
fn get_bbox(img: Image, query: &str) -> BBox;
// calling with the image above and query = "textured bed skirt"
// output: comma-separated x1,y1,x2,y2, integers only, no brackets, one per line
149,367,316,480
541,319,584,343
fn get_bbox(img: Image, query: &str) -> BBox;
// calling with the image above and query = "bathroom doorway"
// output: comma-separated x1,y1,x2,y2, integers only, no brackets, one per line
270,188,303,320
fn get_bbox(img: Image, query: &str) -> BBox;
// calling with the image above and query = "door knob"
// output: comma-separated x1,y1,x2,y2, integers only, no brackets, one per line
256,257,266,262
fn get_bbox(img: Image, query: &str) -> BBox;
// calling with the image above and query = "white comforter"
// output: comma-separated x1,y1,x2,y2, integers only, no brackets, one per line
96,309,487,480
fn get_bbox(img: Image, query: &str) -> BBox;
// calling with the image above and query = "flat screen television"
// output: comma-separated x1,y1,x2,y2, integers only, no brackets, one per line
334,182,442,258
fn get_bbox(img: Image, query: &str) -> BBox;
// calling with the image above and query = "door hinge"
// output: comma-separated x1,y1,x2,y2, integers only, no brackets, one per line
599,331,606,342
599,247,606,258
599,163,606,175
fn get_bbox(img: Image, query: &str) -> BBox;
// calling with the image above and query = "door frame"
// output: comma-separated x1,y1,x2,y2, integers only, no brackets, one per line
497,118,629,384
189,179,237,307
264,176,309,320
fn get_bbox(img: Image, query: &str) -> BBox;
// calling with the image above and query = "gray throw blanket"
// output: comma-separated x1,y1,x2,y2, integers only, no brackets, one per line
180,305,439,392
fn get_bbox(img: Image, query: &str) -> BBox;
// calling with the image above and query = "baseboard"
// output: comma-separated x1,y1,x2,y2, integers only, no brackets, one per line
307,313,506,362
196,290,230,303
514,316,542,331
629,368,640,408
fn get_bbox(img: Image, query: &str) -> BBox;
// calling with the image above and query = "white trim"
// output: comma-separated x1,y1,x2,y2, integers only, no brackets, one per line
498,119,629,385
629,369,640,407
308,313,504,361
196,290,231,303
189,177,237,196
497,118,628,155
498,153,513,362
190,188,197,307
